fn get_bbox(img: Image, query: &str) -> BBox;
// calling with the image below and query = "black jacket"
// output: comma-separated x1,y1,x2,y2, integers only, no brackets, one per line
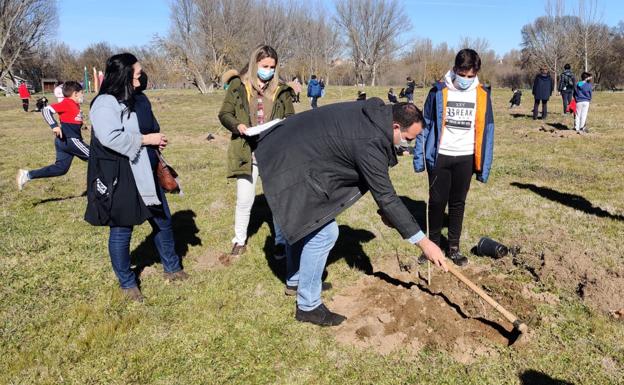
532,74,554,100
255,97,422,244
84,130,152,227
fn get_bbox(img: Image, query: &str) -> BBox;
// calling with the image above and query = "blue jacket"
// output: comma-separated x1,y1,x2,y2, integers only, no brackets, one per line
307,79,322,98
413,82,495,183
574,81,593,102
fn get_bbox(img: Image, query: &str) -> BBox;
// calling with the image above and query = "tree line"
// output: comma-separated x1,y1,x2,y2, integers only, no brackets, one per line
1,0,623,93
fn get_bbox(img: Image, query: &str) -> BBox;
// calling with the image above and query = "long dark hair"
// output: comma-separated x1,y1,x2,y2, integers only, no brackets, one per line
91,53,138,115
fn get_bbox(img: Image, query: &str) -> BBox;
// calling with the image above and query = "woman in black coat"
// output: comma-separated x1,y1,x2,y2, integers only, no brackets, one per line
532,67,554,120
86,53,188,302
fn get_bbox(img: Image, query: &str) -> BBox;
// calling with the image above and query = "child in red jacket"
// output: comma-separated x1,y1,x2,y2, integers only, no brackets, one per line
18,82,31,112
16,81,90,190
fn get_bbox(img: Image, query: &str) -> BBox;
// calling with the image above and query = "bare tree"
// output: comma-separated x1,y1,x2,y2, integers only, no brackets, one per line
574,0,609,72
335,0,409,86
0,0,57,88
520,0,573,90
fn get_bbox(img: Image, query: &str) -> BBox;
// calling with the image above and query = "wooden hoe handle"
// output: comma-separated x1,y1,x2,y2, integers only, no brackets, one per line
447,264,528,333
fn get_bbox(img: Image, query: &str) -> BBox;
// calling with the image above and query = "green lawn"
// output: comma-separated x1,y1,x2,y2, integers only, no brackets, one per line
0,86,623,384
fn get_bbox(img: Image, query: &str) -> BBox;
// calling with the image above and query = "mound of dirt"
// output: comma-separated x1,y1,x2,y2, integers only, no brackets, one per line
499,240,624,315
328,259,535,362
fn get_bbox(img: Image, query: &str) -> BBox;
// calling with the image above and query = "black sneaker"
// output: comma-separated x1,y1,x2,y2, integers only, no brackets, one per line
448,248,468,266
284,282,332,296
417,253,428,265
295,303,346,326
274,244,286,261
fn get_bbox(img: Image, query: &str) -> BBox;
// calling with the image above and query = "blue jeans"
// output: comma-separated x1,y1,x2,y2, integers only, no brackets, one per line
274,219,285,245
286,220,339,311
108,191,182,288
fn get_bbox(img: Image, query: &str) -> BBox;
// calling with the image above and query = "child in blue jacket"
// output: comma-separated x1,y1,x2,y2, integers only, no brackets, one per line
413,49,495,267
574,72,593,133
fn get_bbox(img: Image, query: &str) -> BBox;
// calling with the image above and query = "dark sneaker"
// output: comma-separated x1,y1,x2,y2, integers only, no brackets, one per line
284,282,332,296
122,287,144,302
274,244,286,261
448,248,469,266
295,303,346,326
417,253,428,265
164,270,189,282
583,127,590,133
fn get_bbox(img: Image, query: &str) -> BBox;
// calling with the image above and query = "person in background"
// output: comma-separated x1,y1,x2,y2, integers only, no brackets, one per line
558,64,576,114
307,74,322,109
356,90,366,100
532,67,554,120
574,72,593,133
54,81,65,102
86,53,188,302
290,76,302,103
319,77,326,97
218,45,295,259
16,81,89,191
388,88,398,104
413,49,495,267
405,77,416,103
18,82,31,112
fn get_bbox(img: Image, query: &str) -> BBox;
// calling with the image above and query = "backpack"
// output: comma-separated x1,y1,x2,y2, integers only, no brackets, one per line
398,88,405,98
561,73,574,91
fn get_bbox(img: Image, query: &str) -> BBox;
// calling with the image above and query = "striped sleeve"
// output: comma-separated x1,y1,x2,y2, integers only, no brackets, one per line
42,106,58,128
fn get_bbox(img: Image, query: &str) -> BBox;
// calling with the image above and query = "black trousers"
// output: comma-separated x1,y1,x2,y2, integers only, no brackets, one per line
427,154,473,252
561,92,573,113
21,99,29,112
29,137,90,179
533,99,548,119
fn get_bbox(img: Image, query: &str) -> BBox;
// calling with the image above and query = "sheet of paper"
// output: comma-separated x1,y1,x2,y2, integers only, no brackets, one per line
245,119,283,136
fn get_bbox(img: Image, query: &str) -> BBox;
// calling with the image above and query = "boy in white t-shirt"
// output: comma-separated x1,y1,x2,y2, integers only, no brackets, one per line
413,49,495,266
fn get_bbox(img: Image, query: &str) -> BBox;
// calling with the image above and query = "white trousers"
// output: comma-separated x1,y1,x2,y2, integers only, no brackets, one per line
575,101,590,131
232,163,259,246
232,164,285,246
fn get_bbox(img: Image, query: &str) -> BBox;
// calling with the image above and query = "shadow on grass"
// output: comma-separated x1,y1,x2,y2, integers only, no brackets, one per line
546,122,570,130
519,370,575,385
32,190,87,206
130,210,202,276
510,113,534,119
511,182,624,222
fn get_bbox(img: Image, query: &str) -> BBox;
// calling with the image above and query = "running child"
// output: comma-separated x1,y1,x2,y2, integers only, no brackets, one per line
16,81,90,190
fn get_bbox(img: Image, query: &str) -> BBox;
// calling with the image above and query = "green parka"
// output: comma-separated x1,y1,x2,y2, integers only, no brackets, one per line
218,76,294,177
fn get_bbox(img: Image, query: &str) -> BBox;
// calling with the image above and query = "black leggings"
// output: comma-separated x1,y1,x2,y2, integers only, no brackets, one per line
428,154,473,251
533,99,548,119
22,99,29,112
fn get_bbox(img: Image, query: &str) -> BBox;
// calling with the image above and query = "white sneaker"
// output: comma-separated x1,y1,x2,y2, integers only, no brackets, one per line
16,169,29,190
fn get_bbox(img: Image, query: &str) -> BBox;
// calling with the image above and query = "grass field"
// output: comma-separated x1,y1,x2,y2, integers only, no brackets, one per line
1,85,623,385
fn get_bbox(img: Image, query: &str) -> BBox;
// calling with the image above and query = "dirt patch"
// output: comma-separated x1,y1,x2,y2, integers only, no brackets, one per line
501,239,624,314
328,259,534,362
192,250,229,271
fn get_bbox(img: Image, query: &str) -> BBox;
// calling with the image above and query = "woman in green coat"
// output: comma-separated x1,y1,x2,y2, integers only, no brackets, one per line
218,45,295,258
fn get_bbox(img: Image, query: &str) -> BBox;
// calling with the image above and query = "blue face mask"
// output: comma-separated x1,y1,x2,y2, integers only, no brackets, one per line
454,74,475,90
257,68,275,81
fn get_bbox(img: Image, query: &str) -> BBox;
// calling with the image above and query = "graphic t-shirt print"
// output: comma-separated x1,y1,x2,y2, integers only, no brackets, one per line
446,101,475,130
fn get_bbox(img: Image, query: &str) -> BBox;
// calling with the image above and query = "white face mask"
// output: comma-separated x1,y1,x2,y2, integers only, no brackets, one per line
399,129,409,147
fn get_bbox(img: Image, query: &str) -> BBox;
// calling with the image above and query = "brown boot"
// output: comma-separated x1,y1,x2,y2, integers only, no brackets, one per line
164,270,189,282
121,287,145,302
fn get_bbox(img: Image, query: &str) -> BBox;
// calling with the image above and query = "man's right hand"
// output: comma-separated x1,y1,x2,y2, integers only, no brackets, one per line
417,237,448,272
52,127,62,138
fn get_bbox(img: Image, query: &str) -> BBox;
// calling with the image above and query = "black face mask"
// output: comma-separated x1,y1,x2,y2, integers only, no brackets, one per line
135,71,148,93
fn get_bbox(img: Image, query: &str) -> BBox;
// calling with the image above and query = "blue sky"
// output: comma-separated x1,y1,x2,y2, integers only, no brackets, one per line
58,0,624,55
